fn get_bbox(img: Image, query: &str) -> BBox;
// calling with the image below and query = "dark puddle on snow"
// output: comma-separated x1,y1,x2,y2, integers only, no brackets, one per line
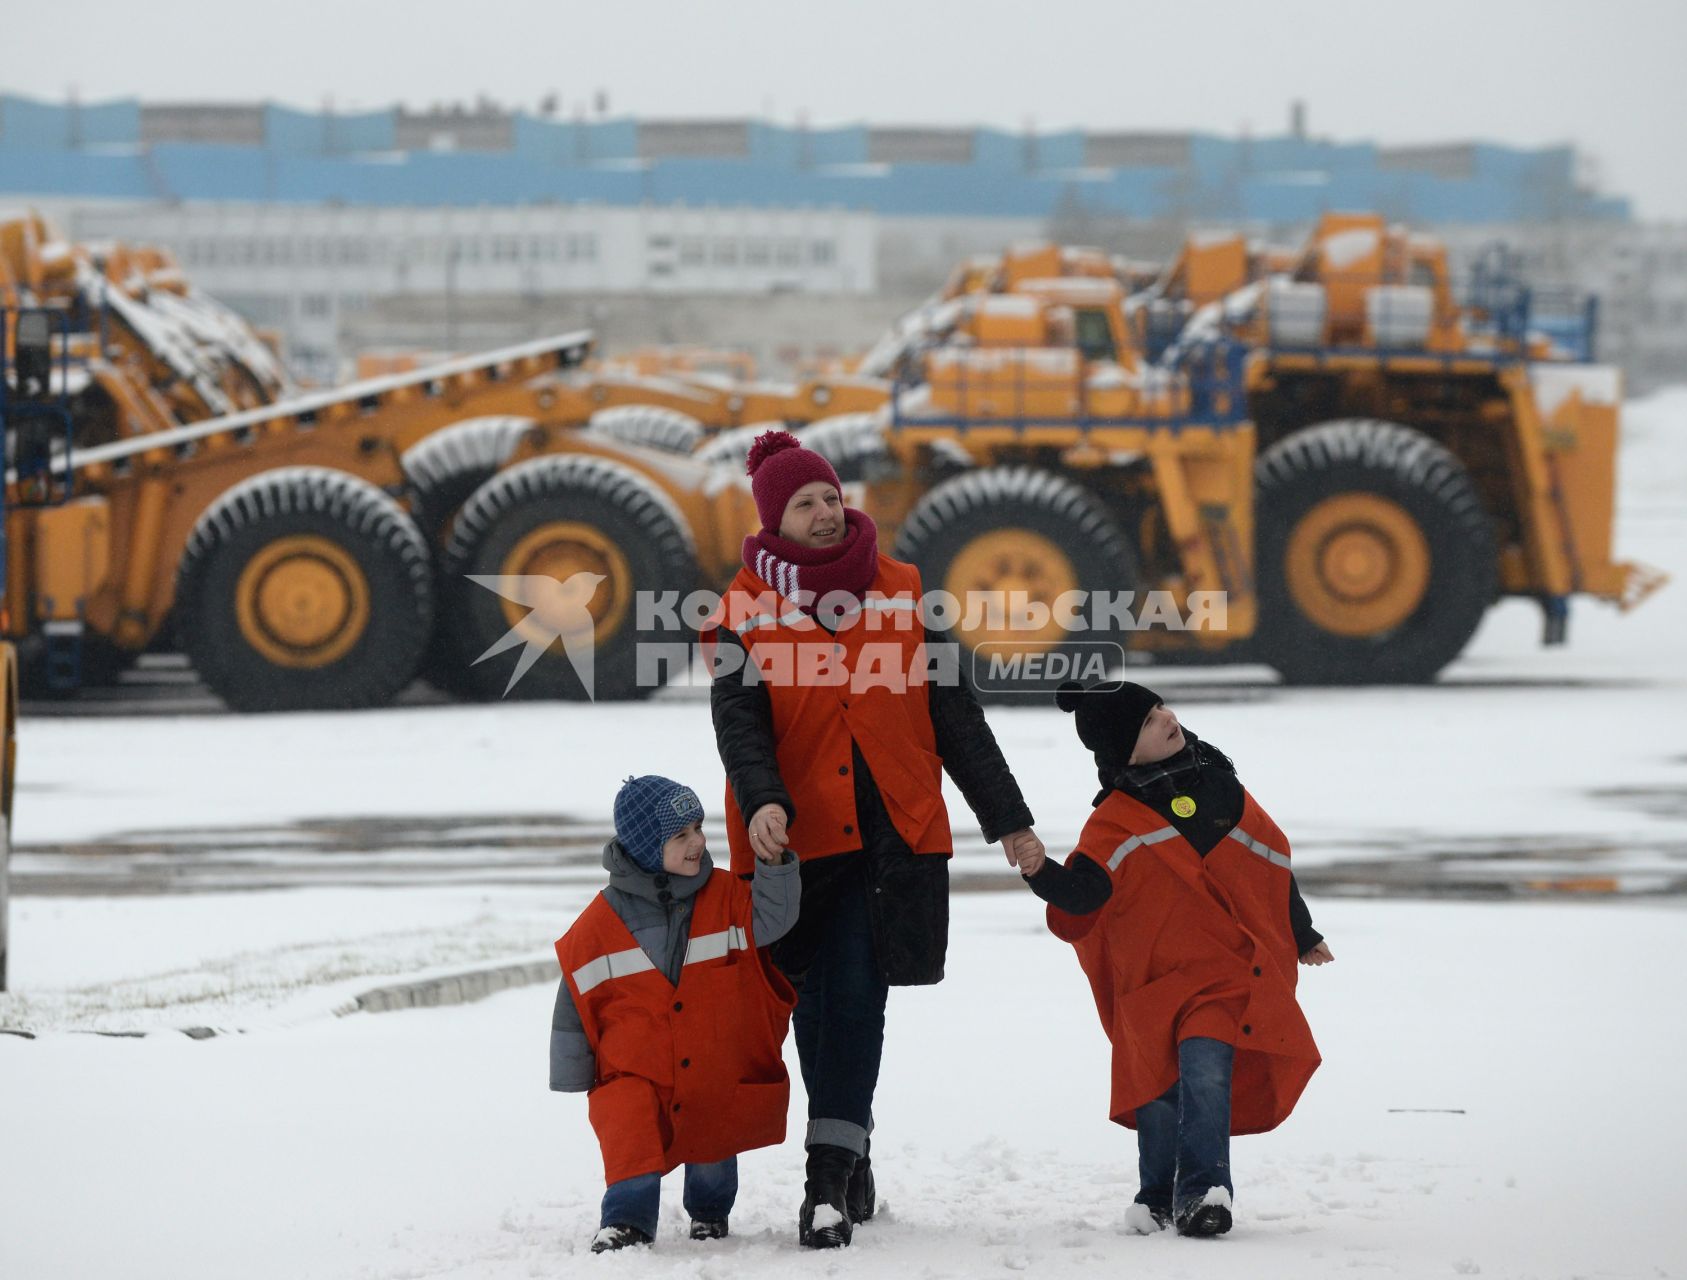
12,806,1687,901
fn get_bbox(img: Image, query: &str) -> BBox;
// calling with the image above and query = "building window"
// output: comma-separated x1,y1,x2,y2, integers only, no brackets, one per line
776,240,801,267
680,239,705,267
579,234,598,262
713,240,739,266
810,240,835,266
745,240,771,267
300,294,333,319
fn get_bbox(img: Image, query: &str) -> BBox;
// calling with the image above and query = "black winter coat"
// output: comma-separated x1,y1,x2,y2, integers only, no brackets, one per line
711,627,1033,986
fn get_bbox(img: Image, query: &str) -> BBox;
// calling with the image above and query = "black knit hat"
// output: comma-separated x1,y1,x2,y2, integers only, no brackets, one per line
1054,679,1163,769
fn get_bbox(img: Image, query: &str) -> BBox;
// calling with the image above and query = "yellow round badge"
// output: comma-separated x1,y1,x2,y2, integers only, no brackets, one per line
1171,795,1197,818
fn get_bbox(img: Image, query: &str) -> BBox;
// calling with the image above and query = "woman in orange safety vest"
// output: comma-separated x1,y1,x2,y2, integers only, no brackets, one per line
706,430,1045,1248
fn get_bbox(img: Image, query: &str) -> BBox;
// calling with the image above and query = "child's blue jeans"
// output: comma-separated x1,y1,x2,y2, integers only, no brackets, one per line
1134,1036,1235,1215
600,1158,738,1237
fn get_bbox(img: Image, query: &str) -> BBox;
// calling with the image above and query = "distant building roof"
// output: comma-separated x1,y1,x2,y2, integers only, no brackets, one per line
0,95,1629,224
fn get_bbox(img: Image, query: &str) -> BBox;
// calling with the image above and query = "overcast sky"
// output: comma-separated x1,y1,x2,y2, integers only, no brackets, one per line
8,0,1685,219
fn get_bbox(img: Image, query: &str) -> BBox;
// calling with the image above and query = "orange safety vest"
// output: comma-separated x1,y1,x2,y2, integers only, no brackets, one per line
1047,789,1320,1135
705,554,952,875
556,870,797,1184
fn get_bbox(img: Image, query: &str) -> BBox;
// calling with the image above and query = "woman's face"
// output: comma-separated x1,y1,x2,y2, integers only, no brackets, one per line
778,481,846,548
1129,703,1186,766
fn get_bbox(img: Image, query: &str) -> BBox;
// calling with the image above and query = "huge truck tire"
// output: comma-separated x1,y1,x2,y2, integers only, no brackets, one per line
401,417,535,696
175,468,434,711
437,455,700,701
585,405,704,455
1255,419,1496,685
693,420,781,471
401,416,534,548
798,412,888,482
893,467,1138,701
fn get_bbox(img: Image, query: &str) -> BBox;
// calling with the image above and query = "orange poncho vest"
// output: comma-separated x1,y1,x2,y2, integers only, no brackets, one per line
704,554,952,875
556,869,797,1184
1048,788,1321,1134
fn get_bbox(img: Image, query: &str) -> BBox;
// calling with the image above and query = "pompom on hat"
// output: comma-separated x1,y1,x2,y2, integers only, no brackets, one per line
1054,679,1164,770
746,429,843,533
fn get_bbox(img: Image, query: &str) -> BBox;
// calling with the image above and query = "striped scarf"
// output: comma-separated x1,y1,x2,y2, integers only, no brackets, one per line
743,508,880,610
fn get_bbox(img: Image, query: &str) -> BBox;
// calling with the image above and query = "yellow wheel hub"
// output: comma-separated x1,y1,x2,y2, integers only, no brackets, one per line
236,536,371,669
1284,494,1431,637
944,528,1078,652
498,522,632,647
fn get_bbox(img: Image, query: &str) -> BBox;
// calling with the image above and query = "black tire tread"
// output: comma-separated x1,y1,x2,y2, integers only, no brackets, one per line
585,404,705,455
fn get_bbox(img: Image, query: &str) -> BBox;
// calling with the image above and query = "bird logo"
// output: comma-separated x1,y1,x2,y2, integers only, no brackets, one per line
465,571,607,697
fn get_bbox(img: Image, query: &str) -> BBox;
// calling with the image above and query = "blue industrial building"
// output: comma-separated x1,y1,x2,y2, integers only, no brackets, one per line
0,93,1628,224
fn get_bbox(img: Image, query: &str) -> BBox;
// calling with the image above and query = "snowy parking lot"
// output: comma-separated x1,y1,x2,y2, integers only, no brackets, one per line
2,392,1684,1278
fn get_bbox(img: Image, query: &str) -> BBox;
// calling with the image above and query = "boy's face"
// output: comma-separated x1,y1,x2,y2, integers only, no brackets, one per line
661,821,707,875
1129,703,1186,766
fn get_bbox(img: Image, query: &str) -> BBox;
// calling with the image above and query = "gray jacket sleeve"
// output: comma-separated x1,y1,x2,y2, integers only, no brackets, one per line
750,850,802,946
549,977,596,1093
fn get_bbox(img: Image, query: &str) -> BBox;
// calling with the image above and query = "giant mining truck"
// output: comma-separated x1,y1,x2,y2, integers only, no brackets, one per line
849,217,1665,687
0,212,893,711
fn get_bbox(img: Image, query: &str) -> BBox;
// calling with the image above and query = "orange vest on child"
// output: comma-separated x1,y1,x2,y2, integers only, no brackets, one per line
556,869,797,1184
1047,788,1321,1135
704,554,952,874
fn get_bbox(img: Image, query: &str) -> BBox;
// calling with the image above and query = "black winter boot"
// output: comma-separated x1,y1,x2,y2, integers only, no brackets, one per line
589,1224,653,1254
688,1218,729,1241
798,1144,856,1249
1174,1189,1233,1238
846,1137,876,1225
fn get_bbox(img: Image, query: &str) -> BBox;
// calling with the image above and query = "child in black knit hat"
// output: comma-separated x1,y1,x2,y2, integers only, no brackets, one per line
1019,681,1332,1239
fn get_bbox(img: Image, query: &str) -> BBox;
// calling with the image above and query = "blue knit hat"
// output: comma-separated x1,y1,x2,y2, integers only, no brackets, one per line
612,775,706,873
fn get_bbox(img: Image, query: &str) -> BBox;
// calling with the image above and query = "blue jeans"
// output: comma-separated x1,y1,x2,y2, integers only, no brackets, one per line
784,867,888,1157
599,1158,738,1236
1134,1036,1235,1215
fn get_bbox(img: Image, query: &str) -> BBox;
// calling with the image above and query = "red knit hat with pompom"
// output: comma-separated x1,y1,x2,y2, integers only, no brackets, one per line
745,429,843,532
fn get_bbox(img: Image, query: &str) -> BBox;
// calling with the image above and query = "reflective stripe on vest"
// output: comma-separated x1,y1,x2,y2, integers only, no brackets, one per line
573,945,656,994
683,925,751,965
1106,825,1180,871
573,926,752,995
1226,826,1291,869
735,609,811,635
734,596,916,636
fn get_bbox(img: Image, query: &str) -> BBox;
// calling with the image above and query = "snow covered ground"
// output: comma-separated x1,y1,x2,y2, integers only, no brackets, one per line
2,390,1684,1277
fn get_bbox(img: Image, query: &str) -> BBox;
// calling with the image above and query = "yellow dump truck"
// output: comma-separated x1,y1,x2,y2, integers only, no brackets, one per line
882,217,1664,685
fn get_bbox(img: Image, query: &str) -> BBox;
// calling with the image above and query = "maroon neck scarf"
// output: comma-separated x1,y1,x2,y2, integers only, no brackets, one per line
743,508,880,609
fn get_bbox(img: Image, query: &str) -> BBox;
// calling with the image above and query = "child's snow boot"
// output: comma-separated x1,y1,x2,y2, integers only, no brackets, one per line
1174,1187,1233,1238
846,1137,876,1225
590,1224,653,1254
688,1218,729,1241
798,1144,856,1249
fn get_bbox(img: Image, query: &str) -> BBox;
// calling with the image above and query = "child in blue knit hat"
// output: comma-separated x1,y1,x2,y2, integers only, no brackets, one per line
551,775,802,1254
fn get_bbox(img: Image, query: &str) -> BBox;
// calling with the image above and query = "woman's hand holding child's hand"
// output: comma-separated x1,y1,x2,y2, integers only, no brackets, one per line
1004,828,1046,876
748,804,789,862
